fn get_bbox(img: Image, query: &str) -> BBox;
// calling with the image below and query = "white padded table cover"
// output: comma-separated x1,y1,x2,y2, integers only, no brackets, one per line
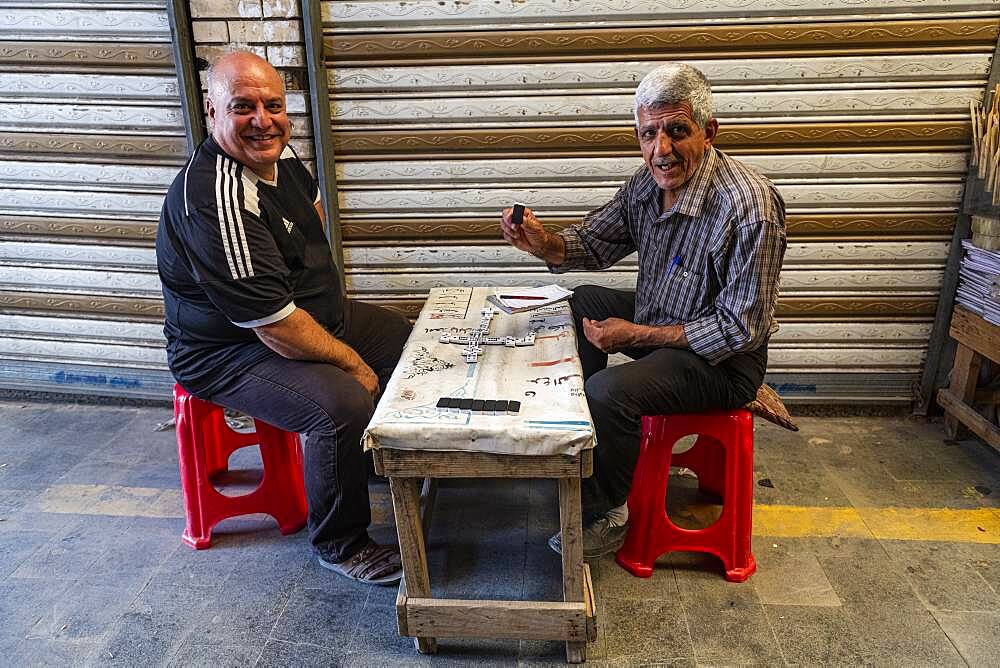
362,287,596,457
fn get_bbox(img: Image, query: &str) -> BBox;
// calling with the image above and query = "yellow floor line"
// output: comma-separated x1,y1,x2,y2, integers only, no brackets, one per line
30,485,1000,545
855,506,1000,544
35,483,184,518
753,504,1000,544
32,484,395,522
752,504,872,539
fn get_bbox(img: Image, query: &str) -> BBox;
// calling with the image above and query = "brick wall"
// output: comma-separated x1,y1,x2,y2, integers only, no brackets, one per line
187,0,315,165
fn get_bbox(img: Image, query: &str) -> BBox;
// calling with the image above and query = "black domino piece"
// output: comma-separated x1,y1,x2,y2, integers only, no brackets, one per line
459,398,473,412
471,399,485,413
511,202,525,226
436,397,448,409
494,400,508,414
508,400,521,414
484,399,497,415
444,398,459,411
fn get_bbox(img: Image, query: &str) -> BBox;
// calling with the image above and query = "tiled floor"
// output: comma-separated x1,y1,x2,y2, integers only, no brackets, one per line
0,401,998,666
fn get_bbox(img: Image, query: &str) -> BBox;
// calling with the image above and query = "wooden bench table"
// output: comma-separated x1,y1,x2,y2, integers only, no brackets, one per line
363,287,598,663
937,305,1000,452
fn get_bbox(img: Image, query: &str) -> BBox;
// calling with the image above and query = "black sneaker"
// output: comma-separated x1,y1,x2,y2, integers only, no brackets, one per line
548,517,629,559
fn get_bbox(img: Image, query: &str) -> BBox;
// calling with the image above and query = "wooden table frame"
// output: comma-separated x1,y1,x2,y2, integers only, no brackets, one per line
938,306,1000,451
374,448,598,663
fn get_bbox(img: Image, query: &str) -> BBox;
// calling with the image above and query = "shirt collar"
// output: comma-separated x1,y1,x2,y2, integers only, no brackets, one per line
203,135,279,186
636,147,719,220
668,147,718,219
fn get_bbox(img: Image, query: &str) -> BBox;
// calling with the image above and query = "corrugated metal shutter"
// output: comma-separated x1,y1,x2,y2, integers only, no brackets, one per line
320,0,998,404
0,0,182,398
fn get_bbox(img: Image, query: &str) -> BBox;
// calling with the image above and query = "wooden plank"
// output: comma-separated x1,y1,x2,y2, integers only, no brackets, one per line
403,597,591,642
583,563,597,641
420,477,438,539
949,306,1000,365
949,344,982,402
396,576,409,637
973,388,1000,404
378,449,584,478
944,344,982,438
389,477,437,654
938,388,1000,451
559,476,586,663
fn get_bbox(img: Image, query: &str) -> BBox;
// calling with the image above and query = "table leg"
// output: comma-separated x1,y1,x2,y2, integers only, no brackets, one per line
945,343,981,438
389,477,437,654
420,477,438,539
558,477,587,664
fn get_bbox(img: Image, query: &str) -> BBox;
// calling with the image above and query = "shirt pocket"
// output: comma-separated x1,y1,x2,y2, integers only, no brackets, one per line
663,268,706,319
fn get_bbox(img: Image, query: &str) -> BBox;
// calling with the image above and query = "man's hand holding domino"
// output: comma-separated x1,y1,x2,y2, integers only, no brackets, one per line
500,203,565,265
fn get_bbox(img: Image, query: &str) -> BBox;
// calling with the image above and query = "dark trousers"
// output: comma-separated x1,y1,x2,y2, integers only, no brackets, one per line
203,299,412,561
571,285,766,521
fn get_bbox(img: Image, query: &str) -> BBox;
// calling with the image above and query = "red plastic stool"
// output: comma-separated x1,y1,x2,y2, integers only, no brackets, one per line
615,409,756,582
173,384,308,549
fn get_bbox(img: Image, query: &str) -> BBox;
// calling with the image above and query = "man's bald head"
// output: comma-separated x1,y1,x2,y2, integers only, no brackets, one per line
204,51,290,179
206,51,285,105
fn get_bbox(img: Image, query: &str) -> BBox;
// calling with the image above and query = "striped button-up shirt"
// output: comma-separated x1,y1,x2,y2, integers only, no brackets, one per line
551,147,786,364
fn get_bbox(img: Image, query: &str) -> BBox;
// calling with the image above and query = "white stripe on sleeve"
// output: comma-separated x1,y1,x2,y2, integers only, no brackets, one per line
215,154,240,279
233,302,296,328
225,159,254,277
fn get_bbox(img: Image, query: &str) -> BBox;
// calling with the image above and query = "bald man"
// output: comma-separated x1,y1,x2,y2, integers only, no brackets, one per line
156,52,410,584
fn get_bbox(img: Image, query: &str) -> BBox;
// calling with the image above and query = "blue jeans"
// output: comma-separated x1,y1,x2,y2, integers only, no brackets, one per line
202,299,412,561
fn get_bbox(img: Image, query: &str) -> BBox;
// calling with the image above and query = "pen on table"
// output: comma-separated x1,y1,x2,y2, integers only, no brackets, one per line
499,294,547,300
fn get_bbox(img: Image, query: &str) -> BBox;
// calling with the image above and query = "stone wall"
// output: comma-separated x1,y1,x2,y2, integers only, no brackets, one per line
187,0,315,164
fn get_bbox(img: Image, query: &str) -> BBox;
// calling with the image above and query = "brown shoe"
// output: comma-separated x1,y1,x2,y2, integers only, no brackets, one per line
317,540,403,585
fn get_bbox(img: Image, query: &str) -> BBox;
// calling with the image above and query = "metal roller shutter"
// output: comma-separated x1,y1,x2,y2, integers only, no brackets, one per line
0,0,183,399
320,0,998,404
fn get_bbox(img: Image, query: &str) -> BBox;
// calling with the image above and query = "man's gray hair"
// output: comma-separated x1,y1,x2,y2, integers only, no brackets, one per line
633,63,713,129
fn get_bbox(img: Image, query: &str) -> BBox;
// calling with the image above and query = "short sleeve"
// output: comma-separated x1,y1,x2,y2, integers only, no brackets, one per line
285,151,320,205
181,201,295,327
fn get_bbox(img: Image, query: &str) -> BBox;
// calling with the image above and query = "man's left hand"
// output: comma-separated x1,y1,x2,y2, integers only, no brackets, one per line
582,317,636,354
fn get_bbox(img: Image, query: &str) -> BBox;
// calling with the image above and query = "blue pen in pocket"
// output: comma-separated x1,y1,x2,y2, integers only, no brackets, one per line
667,254,683,279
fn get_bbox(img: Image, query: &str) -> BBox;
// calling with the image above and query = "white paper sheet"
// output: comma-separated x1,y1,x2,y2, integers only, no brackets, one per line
486,284,574,314
362,287,595,457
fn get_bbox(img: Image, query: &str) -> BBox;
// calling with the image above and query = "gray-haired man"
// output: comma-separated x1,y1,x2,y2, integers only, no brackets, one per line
500,63,786,558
